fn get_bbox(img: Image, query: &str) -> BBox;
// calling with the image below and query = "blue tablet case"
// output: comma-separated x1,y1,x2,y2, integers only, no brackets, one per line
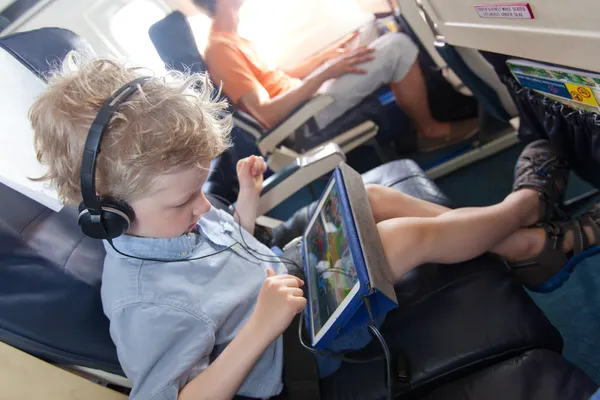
302,162,398,349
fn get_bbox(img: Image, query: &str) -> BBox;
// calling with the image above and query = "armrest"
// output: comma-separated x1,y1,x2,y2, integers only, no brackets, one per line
255,215,284,229
257,142,345,215
257,94,334,155
232,110,264,141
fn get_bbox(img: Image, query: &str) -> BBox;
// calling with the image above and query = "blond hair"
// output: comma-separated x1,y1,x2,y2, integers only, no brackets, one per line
30,54,231,205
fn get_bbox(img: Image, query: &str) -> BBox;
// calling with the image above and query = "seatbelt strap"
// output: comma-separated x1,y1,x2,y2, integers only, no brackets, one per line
282,314,321,400
393,350,411,394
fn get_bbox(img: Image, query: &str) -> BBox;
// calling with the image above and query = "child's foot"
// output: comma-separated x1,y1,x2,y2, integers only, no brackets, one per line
513,140,570,224
510,201,600,292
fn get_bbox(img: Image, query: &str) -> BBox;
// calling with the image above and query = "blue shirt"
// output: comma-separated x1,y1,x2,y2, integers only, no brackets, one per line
101,207,288,399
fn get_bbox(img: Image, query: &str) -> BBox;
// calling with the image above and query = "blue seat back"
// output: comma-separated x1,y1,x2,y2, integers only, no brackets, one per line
149,11,264,202
0,28,122,374
435,43,510,122
149,11,209,74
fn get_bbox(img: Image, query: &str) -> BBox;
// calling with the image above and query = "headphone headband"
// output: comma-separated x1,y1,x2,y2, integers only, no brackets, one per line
80,76,152,215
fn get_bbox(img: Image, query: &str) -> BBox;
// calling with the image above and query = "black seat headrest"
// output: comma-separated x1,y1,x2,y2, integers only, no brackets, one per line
0,27,95,80
149,11,208,74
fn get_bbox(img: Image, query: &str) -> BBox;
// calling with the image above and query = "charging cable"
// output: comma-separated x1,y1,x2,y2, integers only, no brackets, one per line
214,193,395,400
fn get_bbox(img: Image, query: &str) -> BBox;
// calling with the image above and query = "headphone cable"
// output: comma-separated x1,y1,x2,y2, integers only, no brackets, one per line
108,191,394,398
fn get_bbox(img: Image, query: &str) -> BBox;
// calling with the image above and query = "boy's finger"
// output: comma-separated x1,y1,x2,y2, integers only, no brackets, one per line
278,278,300,288
238,159,250,174
294,297,308,312
275,274,304,286
284,287,304,297
266,267,276,277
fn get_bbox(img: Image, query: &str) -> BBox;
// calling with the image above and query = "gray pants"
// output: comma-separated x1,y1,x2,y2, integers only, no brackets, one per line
314,31,419,129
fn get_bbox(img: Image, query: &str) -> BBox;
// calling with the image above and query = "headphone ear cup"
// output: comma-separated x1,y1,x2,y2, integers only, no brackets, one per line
77,198,135,240
78,202,109,239
99,197,135,239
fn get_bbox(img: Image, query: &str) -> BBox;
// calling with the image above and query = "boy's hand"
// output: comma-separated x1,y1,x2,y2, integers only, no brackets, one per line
237,155,267,196
251,268,306,342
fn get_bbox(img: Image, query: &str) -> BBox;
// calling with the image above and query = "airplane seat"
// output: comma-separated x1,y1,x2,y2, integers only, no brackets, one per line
1,27,597,400
401,0,600,198
478,49,600,194
432,44,513,128
400,0,518,137
396,16,479,124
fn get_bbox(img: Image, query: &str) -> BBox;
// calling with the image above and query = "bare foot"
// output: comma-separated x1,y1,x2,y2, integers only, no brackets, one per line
511,188,543,228
419,121,451,139
499,220,596,263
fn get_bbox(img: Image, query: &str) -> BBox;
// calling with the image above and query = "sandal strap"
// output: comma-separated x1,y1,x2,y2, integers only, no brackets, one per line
561,219,587,255
581,215,600,247
510,222,568,286
509,201,600,287
512,223,566,264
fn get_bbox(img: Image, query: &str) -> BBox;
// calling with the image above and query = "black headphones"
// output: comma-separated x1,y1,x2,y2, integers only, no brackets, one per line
78,76,151,240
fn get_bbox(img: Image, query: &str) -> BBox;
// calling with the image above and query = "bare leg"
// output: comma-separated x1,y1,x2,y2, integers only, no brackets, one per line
389,62,451,138
366,184,547,263
373,188,540,280
366,184,450,222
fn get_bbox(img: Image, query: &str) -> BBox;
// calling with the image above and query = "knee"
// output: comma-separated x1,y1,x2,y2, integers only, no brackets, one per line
378,32,419,57
376,218,429,281
365,184,385,209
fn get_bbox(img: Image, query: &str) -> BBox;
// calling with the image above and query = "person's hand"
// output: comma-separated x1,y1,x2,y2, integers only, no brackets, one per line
321,46,376,81
251,268,307,342
319,31,360,63
236,155,267,196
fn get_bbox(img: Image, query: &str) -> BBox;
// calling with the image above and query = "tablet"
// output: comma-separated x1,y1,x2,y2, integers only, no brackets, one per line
303,176,361,346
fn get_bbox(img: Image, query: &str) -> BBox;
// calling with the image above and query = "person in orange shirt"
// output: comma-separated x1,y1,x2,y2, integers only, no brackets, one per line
195,0,478,152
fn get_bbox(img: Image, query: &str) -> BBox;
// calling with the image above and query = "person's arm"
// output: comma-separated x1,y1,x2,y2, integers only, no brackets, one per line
239,46,376,128
234,155,267,235
178,316,273,400
283,52,330,80
283,31,360,79
239,72,328,128
180,269,306,400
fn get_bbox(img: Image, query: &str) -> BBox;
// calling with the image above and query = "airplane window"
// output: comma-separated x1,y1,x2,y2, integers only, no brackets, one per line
188,0,372,70
187,13,212,55
110,0,166,73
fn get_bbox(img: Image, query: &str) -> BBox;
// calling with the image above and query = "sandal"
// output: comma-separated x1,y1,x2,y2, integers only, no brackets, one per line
513,140,570,223
510,201,600,293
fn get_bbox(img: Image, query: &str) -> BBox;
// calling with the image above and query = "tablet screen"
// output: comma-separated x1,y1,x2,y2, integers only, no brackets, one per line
305,178,360,341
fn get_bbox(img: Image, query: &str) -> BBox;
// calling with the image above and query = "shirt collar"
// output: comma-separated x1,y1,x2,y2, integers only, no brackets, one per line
104,225,205,261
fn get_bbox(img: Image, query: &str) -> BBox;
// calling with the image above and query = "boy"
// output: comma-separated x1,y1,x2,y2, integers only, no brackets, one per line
31,57,600,400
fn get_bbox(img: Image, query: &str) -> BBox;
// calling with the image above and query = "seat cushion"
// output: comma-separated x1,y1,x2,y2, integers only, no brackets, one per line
0,183,106,286
361,159,453,208
320,257,563,400
420,349,597,400
0,220,122,374
271,159,453,247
